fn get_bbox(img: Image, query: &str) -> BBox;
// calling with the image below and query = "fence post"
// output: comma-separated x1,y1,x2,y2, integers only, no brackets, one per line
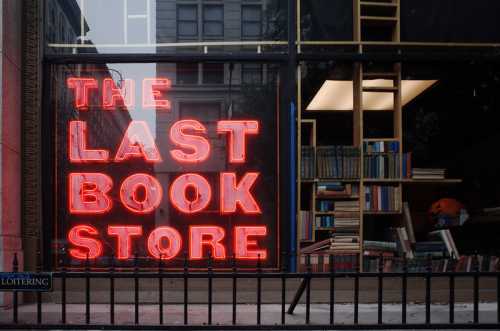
257,254,262,325
232,254,237,325
60,248,67,324
12,253,18,324
85,253,90,325
329,254,335,325
110,255,115,325
378,253,384,324
425,254,432,325
158,254,163,325
354,256,359,325
207,251,213,325
305,254,311,324
474,252,480,324
134,251,139,325
183,252,189,325
281,251,287,325
401,255,407,325
36,250,42,325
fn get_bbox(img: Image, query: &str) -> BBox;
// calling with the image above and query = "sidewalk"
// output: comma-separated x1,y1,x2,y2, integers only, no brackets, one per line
1,303,498,326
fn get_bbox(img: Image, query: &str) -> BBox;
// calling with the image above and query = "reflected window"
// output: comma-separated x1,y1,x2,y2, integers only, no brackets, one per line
242,5,262,40
177,4,198,40
242,64,263,85
203,5,224,38
177,63,199,85
203,63,224,84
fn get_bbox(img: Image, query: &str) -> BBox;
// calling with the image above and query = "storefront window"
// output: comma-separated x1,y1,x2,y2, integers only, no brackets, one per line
49,62,280,269
45,0,288,54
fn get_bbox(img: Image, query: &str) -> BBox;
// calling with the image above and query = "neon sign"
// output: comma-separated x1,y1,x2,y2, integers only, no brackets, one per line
57,75,278,268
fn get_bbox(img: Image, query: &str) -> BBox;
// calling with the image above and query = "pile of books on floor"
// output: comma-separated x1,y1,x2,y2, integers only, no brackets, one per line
301,146,315,179
363,240,397,272
412,168,446,180
299,210,313,241
316,145,360,179
316,182,359,198
364,185,401,212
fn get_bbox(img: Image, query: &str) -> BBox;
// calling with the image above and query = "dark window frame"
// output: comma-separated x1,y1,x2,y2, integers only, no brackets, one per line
177,4,199,40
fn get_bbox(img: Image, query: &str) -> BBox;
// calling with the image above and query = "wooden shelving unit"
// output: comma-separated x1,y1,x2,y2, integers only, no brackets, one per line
296,0,463,271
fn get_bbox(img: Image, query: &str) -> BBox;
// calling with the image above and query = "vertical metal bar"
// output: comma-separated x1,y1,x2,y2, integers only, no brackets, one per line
329,255,335,325
85,254,90,325
110,256,115,325
183,253,189,325
402,256,407,325
425,254,431,325
281,252,287,325
449,269,455,324
305,254,311,324
473,254,479,324
257,254,262,325
354,258,359,325
12,253,18,324
497,270,500,324
36,251,42,324
232,254,237,325
208,252,213,325
134,253,139,325
61,254,67,324
159,255,164,325
378,254,384,324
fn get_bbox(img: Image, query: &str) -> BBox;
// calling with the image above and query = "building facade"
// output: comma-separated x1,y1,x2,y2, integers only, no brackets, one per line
1,0,500,306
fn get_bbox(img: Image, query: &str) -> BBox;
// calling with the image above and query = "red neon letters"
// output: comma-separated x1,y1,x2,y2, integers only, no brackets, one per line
221,172,261,214
142,78,171,110
170,120,210,163
102,78,135,110
120,174,163,214
65,77,273,265
69,121,109,163
217,120,259,163
68,225,103,259
69,173,113,214
189,226,226,260
67,225,267,261
67,78,98,110
115,121,162,162
170,173,212,213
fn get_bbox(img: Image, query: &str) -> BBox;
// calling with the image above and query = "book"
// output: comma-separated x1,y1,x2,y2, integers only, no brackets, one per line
402,202,416,244
428,229,460,259
317,146,360,179
301,146,315,179
299,210,313,241
412,168,446,180
364,185,401,212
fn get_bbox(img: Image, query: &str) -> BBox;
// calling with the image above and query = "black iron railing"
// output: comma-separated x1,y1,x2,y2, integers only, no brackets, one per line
2,252,500,330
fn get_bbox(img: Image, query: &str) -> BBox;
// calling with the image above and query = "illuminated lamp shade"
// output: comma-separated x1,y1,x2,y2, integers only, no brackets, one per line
306,79,438,111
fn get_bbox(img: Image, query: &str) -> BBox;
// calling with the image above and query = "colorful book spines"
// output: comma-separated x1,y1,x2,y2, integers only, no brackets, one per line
364,185,401,212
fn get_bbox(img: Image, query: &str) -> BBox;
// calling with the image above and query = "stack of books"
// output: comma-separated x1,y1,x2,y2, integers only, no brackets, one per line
316,182,359,198
334,200,360,212
428,229,460,259
335,211,360,232
316,146,360,179
330,234,360,253
299,210,313,241
301,146,315,179
364,185,401,212
412,168,446,180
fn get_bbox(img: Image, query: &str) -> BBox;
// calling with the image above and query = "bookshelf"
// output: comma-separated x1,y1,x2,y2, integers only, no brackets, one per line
296,0,463,271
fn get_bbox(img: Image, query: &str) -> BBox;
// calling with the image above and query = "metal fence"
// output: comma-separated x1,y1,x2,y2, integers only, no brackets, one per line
2,253,500,330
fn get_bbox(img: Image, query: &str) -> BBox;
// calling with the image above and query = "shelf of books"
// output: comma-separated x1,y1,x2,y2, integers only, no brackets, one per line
297,62,465,272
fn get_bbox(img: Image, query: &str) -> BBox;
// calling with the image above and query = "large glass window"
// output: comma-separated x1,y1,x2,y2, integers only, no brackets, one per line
45,0,288,54
49,62,280,269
